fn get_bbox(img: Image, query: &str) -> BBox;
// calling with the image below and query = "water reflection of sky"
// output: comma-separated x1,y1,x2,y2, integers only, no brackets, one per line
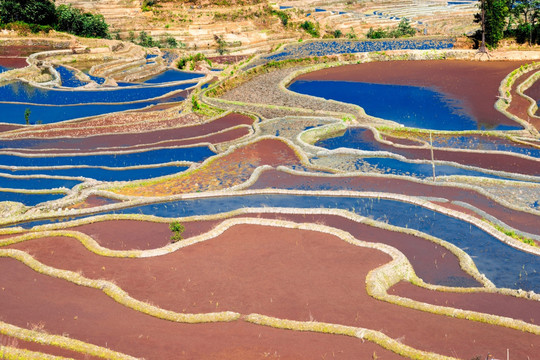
0,146,214,167
0,80,192,124
290,80,522,131
317,128,540,159
0,80,194,105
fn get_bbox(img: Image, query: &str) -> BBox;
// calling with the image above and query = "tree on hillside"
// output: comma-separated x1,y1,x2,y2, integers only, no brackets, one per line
509,0,540,44
56,4,109,38
474,0,509,48
0,0,56,25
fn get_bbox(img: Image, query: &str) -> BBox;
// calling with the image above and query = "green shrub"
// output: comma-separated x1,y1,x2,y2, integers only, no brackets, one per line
300,21,319,37
55,4,109,38
169,221,185,243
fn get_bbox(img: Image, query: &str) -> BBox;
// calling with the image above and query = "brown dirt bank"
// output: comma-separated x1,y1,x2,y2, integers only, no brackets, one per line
389,281,540,325
113,138,302,196
249,168,540,236
0,258,402,360
0,113,253,151
298,60,528,129
4,224,538,359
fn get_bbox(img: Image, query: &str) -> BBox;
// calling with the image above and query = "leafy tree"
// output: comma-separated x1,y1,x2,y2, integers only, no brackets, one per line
366,27,387,39
0,0,56,25
24,108,31,125
510,0,540,44
138,30,158,47
169,221,185,242
165,35,178,48
395,19,416,37
300,20,319,37
214,34,228,55
55,4,109,38
333,29,343,38
474,0,509,48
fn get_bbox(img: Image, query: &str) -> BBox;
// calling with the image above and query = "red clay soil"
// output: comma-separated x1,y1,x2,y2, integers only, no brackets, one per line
362,129,540,176
67,195,119,210
0,45,56,57
0,113,254,151
0,258,400,360
4,224,539,359
389,281,540,325
54,212,475,286
239,212,480,287
0,124,22,133
507,71,534,118
0,109,205,139
523,78,540,130
297,60,528,129
7,126,251,155
70,218,221,250
0,57,28,68
115,138,302,196
249,168,540,236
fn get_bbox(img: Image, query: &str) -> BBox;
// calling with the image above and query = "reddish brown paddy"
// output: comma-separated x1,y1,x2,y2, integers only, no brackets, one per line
297,60,529,129
113,138,302,196
3,223,539,359
0,113,254,152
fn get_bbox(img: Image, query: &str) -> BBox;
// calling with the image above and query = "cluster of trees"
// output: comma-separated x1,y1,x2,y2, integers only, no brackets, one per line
477,0,540,47
366,19,416,39
0,0,109,38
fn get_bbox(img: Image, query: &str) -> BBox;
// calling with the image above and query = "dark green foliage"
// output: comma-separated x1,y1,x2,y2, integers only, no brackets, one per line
176,53,209,70
474,0,509,48
300,20,320,37
0,0,56,25
395,18,416,37
333,29,343,38
56,5,109,38
24,108,30,125
366,19,416,39
191,95,200,111
0,1,109,38
269,9,290,26
165,35,178,48
508,0,540,44
142,0,157,12
137,30,158,47
169,221,185,243
366,27,387,39
214,34,229,55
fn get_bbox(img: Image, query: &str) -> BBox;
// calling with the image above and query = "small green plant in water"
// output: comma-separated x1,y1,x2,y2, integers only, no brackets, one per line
24,108,30,125
169,221,185,243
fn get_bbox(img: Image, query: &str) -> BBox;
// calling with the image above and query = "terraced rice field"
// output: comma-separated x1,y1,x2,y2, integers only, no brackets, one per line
0,39,539,359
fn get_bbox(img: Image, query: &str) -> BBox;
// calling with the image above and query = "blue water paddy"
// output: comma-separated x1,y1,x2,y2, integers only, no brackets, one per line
290,80,522,131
